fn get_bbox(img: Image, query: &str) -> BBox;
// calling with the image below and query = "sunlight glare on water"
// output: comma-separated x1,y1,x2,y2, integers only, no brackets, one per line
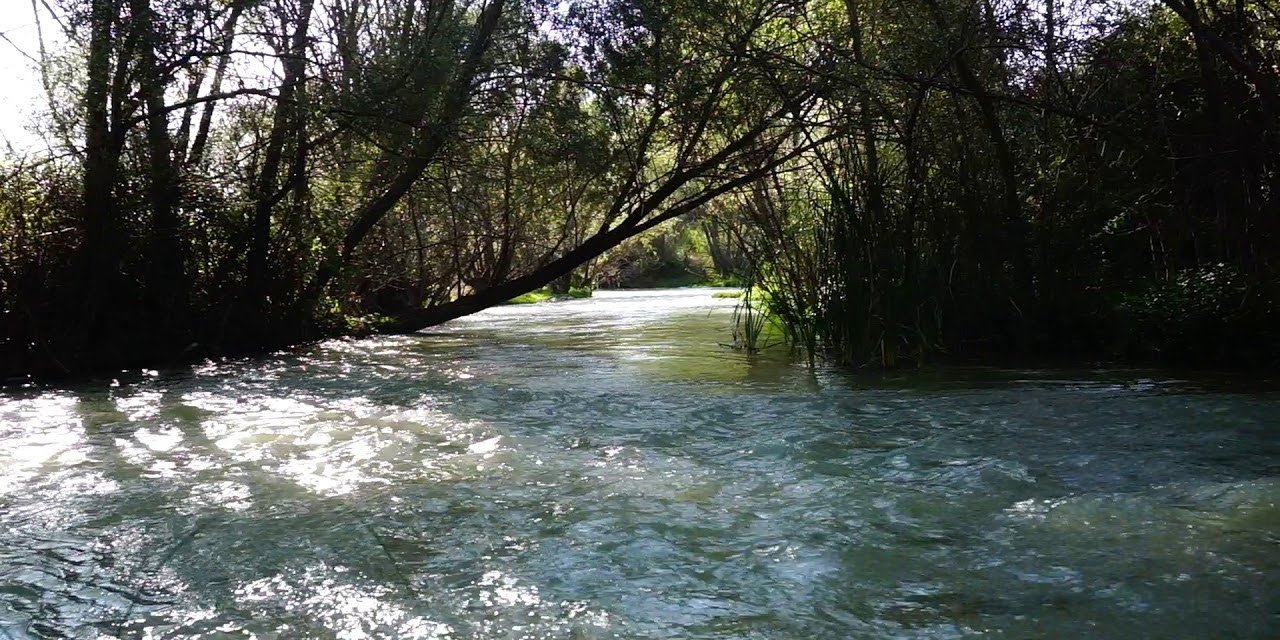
0,288,1277,638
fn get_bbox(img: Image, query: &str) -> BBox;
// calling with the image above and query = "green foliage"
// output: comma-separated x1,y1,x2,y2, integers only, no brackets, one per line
1115,267,1280,365
343,314,399,334
596,219,744,288
504,286,592,305
717,0,1280,369
505,290,557,305
701,275,746,287
728,286,787,353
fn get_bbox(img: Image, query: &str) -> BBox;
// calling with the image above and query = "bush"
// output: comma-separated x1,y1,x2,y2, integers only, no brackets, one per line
1115,265,1280,366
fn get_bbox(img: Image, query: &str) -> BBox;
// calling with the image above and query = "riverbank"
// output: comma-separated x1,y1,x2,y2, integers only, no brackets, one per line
4,284,1278,387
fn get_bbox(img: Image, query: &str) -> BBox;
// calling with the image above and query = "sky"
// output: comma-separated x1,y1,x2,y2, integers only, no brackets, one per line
0,0,55,154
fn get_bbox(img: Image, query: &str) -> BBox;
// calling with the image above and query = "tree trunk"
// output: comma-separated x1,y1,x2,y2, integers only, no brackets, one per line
307,0,507,304
132,0,186,336
78,0,122,350
243,0,315,321
186,3,244,168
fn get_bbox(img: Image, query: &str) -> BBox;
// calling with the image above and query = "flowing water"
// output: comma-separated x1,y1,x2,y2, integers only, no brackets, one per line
1,289,1277,639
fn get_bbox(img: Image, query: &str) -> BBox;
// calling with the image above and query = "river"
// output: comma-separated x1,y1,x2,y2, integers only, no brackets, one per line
1,289,1277,638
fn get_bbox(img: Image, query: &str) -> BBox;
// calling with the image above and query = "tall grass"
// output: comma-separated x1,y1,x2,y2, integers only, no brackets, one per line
720,139,948,368
729,284,771,353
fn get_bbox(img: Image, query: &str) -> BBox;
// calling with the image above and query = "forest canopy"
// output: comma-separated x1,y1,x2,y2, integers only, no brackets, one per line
1,0,1277,377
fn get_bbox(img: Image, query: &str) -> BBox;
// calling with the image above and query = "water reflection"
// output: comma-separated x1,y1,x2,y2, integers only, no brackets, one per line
0,289,1277,638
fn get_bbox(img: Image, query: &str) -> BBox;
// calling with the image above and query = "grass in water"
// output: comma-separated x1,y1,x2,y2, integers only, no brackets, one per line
506,290,556,305
713,286,769,300
506,287,593,305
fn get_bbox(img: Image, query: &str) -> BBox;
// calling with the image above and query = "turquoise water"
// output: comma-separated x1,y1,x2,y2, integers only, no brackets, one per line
1,289,1277,638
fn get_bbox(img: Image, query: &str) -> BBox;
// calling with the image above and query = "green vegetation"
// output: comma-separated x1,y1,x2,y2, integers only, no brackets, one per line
505,287,592,305
594,220,747,289
699,276,746,288
505,290,557,305
0,0,1276,377
714,1,1280,369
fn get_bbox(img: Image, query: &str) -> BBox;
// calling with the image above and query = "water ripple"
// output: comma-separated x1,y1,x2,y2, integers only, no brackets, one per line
1,289,1277,638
